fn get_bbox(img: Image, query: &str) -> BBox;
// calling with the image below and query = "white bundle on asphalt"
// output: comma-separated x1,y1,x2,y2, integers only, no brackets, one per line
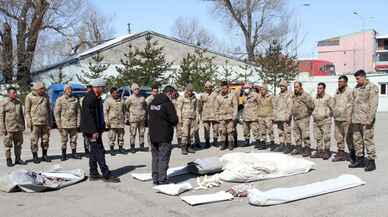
181,191,234,206
247,174,365,206
131,166,189,181
0,165,86,193
153,182,192,196
219,152,315,182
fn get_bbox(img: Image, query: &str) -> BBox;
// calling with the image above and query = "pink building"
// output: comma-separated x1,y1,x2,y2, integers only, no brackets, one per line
376,34,388,72
317,30,377,74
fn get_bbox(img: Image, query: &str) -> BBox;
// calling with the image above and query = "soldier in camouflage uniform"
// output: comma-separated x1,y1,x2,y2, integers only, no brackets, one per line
105,87,126,155
126,83,147,153
215,81,238,150
0,87,26,167
273,80,292,153
199,81,219,148
241,84,260,147
257,84,275,150
176,84,197,155
25,82,51,164
332,75,354,162
290,81,315,157
349,70,379,172
55,85,81,161
310,83,333,160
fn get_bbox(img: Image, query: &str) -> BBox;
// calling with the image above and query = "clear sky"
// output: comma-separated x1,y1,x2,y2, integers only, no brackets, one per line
90,0,388,58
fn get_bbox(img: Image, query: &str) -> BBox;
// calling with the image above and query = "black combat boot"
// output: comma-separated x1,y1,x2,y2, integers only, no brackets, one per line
257,141,267,150
364,159,376,172
302,147,311,157
283,144,292,154
243,139,250,147
110,146,116,156
187,144,196,154
269,141,276,151
220,141,227,150
139,143,148,152
274,143,284,152
119,146,127,154
130,144,136,153
332,150,347,162
349,149,356,164
6,158,13,167
42,150,51,162
321,149,331,160
71,149,82,159
290,146,302,155
181,144,188,155
177,138,182,148
212,138,219,147
310,149,321,158
61,149,67,161
204,139,211,149
348,156,365,168
14,155,26,165
32,152,40,164
228,140,234,151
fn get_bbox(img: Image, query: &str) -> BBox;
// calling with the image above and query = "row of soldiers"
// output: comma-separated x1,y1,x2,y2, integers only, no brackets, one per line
0,69,378,172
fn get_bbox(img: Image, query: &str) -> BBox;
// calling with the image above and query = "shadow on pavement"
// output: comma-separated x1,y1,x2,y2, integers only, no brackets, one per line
111,165,146,177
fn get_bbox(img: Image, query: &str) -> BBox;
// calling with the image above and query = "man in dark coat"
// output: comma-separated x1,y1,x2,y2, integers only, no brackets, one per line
80,78,120,183
148,85,179,185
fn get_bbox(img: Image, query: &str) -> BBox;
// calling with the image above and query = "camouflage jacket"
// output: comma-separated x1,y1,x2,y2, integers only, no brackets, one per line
258,94,274,118
54,95,80,129
126,94,146,123
176,94,197,120
291,91,315,121
273,91,292,122
242,91,260,121
352,80,379,124
104,96,126,128
25,91,50,127
199,91,218,121
0,98,25,133
215,91,238,121
312,94,333,121
333,86,353,122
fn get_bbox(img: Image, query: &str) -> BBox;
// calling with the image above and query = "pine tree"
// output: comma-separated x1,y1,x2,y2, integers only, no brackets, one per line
77,52,110,85
216,60,238,85
136,34,173,86
176,48,218,92
255,40,299,94
48,69,72,85
114,43,142,87
237,63,256,83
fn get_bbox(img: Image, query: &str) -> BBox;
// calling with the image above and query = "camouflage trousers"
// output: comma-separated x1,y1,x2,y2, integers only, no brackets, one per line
3,131,23,159
243,121,258,140
108,128,125,147
352,123,376,160
334,120,353,152
175,122,183,141
258,117,274,142
130,121,145,145
314,118,331,151
31,125,49,152
218,119,235,143
294,118,310,147
59,128,78,150
203,120,218,142
192,118,200,144
181,119,195,145
274,121,291,145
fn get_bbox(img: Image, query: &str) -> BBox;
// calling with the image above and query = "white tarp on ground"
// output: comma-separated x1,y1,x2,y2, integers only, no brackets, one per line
219,152,315,183
0,165,86,193
153,182,192,196
248,174,365,206
181,191,234,206
131,166,189,181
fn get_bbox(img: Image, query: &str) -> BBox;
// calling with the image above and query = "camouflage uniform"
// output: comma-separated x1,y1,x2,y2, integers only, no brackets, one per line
176,93,197,146
312,94,333,152
273,89,292,146
25,89,50,153
0,97,25,160
258,93,274,144
55,94,80,150
199,90,219,145
242,90,260,143
291,90,315,149
126,94,146,147
215,90,238,149
351,80,379,160
333,86,353,153
105,96,126,148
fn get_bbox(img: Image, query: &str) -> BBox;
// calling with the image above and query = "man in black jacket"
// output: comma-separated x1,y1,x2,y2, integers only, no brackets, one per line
148,86,179,185
80,78,120,183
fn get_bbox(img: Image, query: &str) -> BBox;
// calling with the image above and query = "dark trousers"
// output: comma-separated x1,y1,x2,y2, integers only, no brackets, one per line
87,133,111,178
151,142,172,183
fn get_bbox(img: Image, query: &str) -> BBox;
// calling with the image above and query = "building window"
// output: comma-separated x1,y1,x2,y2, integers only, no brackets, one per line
380,83,387,95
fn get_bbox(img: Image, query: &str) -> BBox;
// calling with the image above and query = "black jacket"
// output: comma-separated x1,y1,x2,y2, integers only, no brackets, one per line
80,91,106,134
148,93,178,143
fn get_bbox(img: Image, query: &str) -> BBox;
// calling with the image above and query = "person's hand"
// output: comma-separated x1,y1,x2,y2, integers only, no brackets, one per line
92,133,99,140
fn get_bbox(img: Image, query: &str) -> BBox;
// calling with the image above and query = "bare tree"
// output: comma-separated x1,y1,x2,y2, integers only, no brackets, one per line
171,17,217,49
0,0,85,88
202,0,289,61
